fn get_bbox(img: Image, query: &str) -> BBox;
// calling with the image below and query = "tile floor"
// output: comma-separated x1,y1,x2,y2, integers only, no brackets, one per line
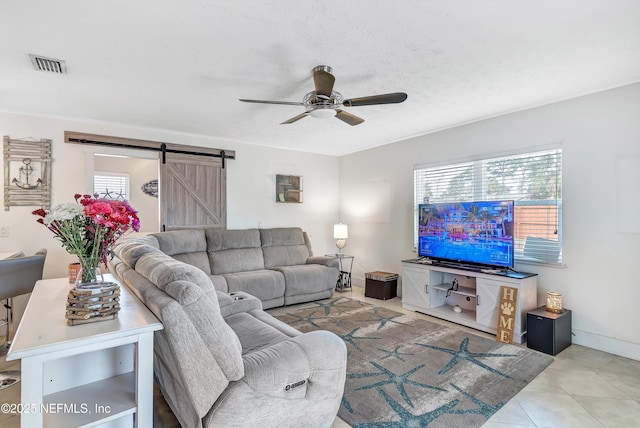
1,285,639,428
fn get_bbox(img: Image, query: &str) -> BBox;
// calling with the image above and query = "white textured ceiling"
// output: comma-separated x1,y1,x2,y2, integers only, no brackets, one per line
1,1,639,156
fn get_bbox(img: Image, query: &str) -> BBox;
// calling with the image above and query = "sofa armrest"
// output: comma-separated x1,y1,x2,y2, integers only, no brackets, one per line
217,291,263,318
242,330,346,400
306,255,339,269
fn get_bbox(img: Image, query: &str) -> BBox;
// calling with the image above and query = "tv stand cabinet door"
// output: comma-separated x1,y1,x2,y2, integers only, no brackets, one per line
401,264,431,312
476,278,501,331
477,277,531,343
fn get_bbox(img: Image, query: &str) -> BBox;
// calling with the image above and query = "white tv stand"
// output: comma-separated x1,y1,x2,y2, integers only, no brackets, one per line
401,259,537,343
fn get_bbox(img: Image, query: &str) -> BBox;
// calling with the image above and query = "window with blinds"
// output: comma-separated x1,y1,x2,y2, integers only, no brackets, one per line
93,172,130,201
414,147,563,265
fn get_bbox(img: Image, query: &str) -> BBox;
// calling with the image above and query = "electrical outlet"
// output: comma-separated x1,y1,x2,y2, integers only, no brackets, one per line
0,226,8,237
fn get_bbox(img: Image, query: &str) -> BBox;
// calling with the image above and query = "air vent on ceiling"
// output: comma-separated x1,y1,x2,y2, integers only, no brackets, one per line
29,54,67,74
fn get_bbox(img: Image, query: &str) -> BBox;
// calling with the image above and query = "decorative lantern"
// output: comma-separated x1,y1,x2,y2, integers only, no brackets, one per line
546,291,563,314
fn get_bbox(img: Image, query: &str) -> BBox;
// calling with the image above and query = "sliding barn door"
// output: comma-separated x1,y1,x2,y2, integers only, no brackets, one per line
160,153,226,230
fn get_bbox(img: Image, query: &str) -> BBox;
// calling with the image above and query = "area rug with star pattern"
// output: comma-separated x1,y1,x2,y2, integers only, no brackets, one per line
269,296,553,428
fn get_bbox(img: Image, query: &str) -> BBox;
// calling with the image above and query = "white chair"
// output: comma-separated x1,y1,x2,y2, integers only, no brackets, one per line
0,249,47,390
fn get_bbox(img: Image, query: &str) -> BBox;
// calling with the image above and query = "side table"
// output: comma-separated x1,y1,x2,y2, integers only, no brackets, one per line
526,306,572,355
325,254,354,292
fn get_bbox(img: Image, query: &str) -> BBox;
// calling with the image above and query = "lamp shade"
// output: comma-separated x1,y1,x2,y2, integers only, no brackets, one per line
333,223,348,239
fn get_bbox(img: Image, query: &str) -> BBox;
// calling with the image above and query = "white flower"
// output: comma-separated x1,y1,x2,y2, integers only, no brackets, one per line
43,202,84,224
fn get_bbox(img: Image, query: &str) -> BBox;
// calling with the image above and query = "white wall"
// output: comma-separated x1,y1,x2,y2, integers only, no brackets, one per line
226,143,340,255
0,113,340,281
340,83,640,360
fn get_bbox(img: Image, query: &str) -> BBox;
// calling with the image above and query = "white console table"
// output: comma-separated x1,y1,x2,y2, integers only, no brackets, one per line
7,275,163,428
401,260,537,343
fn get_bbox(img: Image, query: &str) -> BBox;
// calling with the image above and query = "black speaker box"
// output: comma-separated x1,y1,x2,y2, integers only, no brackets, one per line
527,306,572,356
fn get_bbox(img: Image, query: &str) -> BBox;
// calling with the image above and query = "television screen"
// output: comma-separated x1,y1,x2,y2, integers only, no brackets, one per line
418,200,514,268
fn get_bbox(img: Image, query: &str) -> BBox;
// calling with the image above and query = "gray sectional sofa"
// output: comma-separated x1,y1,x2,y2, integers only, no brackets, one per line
108,230,347,427
139,227,338,308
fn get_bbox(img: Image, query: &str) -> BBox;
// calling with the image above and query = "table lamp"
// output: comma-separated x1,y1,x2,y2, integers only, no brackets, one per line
334,223,348,252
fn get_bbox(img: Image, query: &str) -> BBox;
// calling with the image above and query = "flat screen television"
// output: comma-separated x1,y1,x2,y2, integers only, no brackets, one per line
417,200,514,269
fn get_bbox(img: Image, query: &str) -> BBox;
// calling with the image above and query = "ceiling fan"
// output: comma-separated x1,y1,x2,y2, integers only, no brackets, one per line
239,65,407,126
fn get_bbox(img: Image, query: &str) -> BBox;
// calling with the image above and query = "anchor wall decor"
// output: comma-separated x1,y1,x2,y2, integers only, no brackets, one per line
3,136,52,210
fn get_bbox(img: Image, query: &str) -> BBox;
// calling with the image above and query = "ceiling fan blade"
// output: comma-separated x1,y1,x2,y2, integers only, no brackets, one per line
335,110,364,126
239,98,303,106
281,112,310,124
312,66,335,97
342,92,408,107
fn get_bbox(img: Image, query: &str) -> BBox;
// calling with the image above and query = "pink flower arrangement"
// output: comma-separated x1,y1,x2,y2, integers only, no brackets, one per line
33,194,140,283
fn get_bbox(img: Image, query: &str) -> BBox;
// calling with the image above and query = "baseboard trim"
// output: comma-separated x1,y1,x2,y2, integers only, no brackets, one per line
572,328,640,361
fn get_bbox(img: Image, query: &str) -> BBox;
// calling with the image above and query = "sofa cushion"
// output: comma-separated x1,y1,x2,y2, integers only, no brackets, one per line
136,252,214,305
259,227,306,247
260,228,310,268
206,229,265,274
247,309,302,338
262,244,310,268
273,265,336,297
208,275,229,292
210,248,265,275
153,229,207,254
152,230,211,274
206,228,261,250
223,270,285,303
113,235,161,269
224,310,290,354
171,252,212,274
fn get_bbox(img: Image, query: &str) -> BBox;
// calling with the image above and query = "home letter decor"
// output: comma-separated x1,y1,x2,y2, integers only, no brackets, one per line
497,286,518,344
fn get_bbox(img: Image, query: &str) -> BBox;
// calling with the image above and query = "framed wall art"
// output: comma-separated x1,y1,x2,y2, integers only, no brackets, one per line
3,136,52,210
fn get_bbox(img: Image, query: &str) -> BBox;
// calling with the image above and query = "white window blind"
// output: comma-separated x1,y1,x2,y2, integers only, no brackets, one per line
93,172,130,201
414,147,563,265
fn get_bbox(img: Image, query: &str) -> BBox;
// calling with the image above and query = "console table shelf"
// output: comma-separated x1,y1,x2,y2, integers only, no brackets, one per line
43,373,136,428
401,260,538,343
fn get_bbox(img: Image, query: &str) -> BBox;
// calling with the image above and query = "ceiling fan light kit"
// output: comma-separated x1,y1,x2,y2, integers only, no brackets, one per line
309,108,336,119
240,65,407,126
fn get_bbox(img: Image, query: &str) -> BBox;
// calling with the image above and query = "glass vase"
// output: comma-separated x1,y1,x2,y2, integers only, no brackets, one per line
75,257,105,288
